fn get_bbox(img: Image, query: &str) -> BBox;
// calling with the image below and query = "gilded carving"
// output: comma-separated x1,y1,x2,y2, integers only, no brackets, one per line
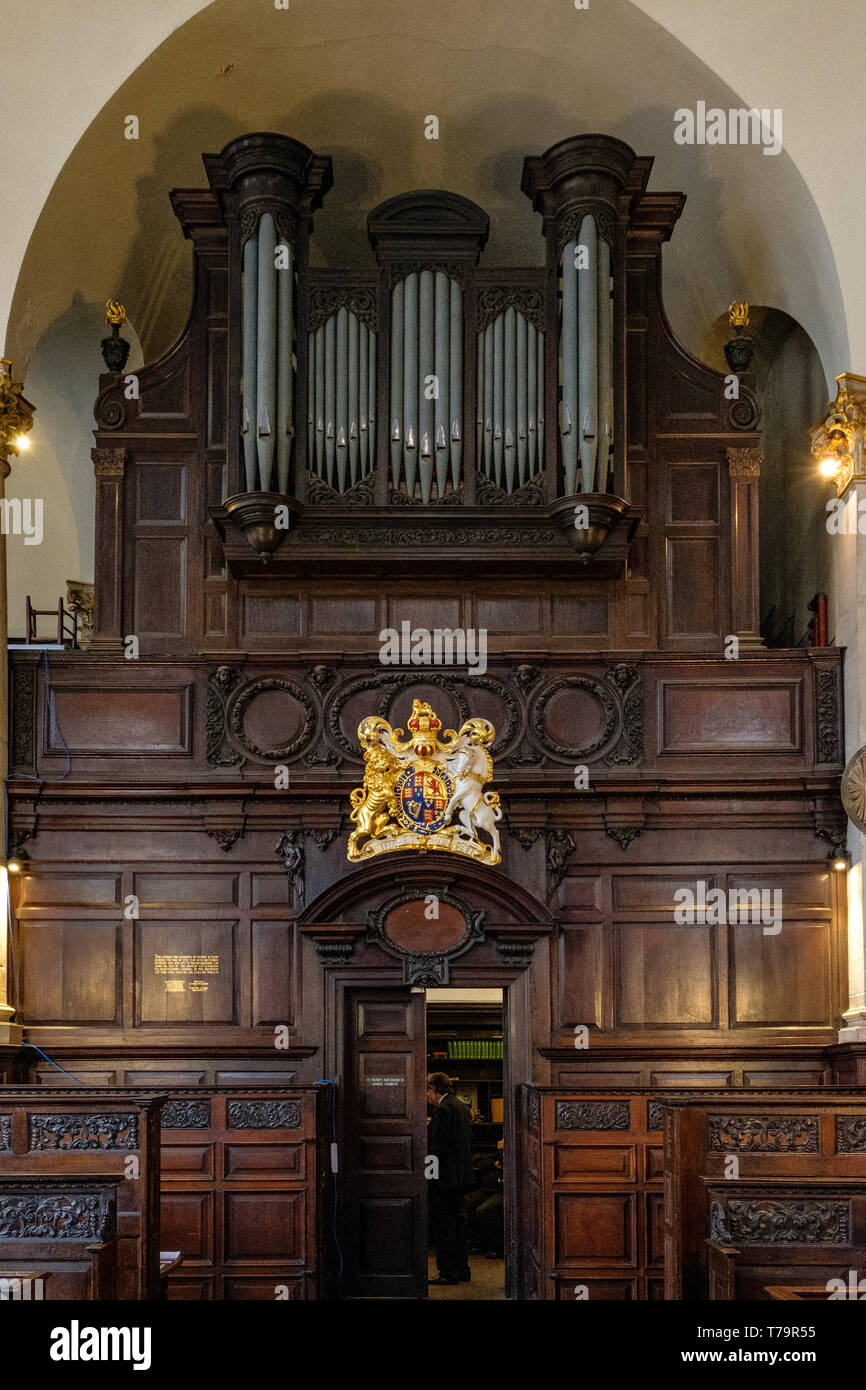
726,446,763,480
555,1101,630,1131
347,700,502,865
708,1115,819,1153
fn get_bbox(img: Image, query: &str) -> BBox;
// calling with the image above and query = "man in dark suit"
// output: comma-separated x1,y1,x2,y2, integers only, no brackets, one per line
426,1072,475,1285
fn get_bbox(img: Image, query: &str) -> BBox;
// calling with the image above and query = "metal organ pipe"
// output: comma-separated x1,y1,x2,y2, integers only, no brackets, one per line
434,272,450,499
241,234,259,492
418,270,435,504
388,271,463,499
560,239,579,496
255,213,278,491
597,234,614,492
335,306,349,493
559,214,612,495
449,278,462,490
577,213,598,492
390,278,404,486
403,272,419,496
275,239,293,495
307,307,377,492
476,306,545,491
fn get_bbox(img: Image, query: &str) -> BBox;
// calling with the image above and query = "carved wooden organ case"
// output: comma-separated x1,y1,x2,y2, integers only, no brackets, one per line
89,131,763,655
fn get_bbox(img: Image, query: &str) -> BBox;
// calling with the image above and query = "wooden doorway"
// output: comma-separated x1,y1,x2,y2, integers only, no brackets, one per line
343,987,428,1297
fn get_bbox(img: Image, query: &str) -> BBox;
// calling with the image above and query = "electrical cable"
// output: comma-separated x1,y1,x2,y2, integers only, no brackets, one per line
313,1078,345,1296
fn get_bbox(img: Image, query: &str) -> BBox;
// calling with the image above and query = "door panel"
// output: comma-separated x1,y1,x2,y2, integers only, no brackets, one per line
344,988,427,1297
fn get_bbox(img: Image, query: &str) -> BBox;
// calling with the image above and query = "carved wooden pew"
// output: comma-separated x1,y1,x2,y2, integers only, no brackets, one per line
0,1090,163,1299
663,1095,866,1299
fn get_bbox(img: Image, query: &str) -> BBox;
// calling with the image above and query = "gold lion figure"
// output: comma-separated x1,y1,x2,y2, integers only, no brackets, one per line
347,732,401,859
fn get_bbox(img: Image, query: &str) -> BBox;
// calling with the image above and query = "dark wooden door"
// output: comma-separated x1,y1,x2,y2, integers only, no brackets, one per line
343,988,427,1297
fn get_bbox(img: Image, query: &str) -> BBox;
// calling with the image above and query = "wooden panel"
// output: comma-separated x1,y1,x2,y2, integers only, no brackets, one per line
133,537,187,637
553,1146,636,1181
224,1192,303,1259
659,679,801,753
135,463,186,523
161,1192,212,1261
134,873,238,906
551,595,608,635
241,593,301,637
616,923,716,1027
386,597,461,630
251,874,289,906
667,463,720,524
251,921,294,1027
224,1144,303,1178
48,687,191,754
555,1193,635,1264
136,922,236,1026
21,921,120,1025
666,538,719,638
730,923,832,1026
476,597,541,632
18,874,121,907
613,875,717,910
556,924,601,1030
309,597,376,633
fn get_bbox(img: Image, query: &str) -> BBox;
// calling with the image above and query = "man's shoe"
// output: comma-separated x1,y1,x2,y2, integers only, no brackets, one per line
460,1269,471,1282
429,1275,459,1285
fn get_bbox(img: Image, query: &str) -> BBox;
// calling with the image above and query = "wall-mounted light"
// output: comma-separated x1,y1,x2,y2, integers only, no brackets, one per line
14,433,31,451
833,850,850,872
818,454,840,478
6,858,22,875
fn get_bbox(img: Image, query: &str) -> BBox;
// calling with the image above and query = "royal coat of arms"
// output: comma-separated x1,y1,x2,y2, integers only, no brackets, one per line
347,700,502,865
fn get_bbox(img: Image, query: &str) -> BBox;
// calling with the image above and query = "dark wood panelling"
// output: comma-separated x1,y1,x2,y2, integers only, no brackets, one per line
659,679,801,754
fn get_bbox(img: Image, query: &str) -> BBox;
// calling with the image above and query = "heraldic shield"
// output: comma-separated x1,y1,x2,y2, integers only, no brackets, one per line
347,700,502,865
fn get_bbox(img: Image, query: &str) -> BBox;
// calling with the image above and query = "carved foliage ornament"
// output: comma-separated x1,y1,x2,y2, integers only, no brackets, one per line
347,699,502,866
0,1115,10,1150
308,287,378,335
161,1101,211,1130
708,1115,819,1153
815,667,841,764
710,1197,850,1245
476,286,546,334
556,1101,630,1131
556,205,616,257
91,446,127,477
0,1190,115,1242
28,1113,139,1152
227,1100,301,1130
835,1116,866,1153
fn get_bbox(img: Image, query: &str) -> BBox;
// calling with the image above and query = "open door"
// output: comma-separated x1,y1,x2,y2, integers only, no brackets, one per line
343,987,428,1297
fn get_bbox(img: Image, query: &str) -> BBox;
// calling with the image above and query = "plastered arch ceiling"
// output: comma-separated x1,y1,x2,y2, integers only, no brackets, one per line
3,0,854,387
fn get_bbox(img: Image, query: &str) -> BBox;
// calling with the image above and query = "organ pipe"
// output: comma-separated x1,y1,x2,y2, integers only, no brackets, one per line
240,212,296,494
476,306,545,491
255,213,278,491
418,270,435,503
388,270,464,500
558,213,614,495
577,213,598,492
434,271,450,499
241,235,259,491
306,306,378,492
449,278,462,490
390,278,404,486
276,240,293,495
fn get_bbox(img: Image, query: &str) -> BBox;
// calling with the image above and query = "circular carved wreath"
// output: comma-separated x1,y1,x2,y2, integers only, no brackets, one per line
226,678,316,763
529,675,619,761
842,744,866,831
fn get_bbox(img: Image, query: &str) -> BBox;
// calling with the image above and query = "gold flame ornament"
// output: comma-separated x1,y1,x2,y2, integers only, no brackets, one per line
105,299,127,328
347,700,502,865
728,301,749,330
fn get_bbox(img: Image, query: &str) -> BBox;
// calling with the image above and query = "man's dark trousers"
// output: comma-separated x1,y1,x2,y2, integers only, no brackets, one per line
429,1185,469,1281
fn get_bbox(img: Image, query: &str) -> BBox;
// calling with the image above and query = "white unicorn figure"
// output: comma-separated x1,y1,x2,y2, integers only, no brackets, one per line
442,718,502,862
